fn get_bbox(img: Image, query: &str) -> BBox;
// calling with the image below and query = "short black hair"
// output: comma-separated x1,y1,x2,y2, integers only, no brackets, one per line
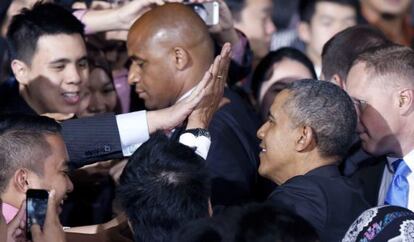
223,0,246,21
321,25,391,81
299,0,359,23
7,2,84,64
0,114,61,192
234,203,319,242
117,132,211,242
252,47,317,100
284,79,356,158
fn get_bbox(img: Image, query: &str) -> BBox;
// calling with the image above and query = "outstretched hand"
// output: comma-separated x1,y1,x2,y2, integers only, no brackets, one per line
187,42,232,129
187,0,240,45
147,43,232,133
117,0,183,29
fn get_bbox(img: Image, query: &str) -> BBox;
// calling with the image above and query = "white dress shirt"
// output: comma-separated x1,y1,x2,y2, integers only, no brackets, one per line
115,87,211,159
378,150,414,211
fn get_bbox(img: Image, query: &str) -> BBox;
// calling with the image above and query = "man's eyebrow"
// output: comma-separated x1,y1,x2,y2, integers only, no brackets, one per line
129,55,144,62
49,58,70,65
77,56,88,62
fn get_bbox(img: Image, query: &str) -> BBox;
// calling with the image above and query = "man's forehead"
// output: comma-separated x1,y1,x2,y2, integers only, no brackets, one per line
270,90,290,113
34,34,86,60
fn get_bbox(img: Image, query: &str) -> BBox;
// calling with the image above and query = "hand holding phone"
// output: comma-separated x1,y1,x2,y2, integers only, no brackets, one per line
185,1,219,26
29,190,66,242
26,189,48,240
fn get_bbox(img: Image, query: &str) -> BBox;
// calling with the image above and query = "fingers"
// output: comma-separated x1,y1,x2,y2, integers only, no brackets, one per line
44,190,57,226
30,223,42,240
8,200,26,234
189,69,213,101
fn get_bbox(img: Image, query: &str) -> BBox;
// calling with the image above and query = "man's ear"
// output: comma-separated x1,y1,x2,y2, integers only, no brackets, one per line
11,59,30,85
13,168,31,193
295,125,315,152
298,22,311,44
398,89,414,115
172,47,190,70
330,74,346,90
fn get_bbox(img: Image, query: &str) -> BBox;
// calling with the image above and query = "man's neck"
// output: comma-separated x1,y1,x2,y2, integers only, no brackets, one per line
19,85,44,115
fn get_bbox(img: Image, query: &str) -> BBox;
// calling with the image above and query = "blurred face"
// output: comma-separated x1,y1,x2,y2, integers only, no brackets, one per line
256,91,298,184
234,0,276,59
28,135,73,212
363,0,411,15
258,58,314,103
21,34,89,114
127,34,178,110
301,2,356,64
77,68,117,117
346,62,401,156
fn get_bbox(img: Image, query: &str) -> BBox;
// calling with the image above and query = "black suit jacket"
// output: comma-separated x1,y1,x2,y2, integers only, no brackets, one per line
268,165,370,242
0,78,123,168
173,88,262,206
349,156,388,207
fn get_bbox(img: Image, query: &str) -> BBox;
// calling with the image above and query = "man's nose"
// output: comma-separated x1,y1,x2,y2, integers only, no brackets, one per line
128,65,141,85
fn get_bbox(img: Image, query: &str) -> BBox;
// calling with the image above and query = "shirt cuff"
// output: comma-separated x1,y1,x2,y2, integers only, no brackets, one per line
179,133,211,159
116,111,149,156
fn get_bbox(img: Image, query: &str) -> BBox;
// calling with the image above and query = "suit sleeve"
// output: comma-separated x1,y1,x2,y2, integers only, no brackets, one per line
61,113,123,169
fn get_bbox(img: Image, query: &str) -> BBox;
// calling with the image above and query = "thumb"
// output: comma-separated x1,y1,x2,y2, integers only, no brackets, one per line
45,190,58,225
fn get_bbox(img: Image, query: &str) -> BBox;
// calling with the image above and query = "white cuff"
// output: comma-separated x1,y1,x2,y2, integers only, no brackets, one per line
179,133,211,159
115,111,149,156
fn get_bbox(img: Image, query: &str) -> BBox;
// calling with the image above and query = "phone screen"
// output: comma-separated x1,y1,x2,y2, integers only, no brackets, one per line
26,189,48,240
186,2,219,26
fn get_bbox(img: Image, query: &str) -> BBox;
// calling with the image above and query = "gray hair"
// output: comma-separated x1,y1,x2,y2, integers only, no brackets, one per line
284,79,357,158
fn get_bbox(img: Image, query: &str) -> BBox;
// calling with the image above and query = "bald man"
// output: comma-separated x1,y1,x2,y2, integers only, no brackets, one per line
128,3,262,206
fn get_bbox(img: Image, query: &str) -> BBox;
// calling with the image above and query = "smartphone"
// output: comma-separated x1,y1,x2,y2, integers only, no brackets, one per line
26,189,49,240
186,1,219,26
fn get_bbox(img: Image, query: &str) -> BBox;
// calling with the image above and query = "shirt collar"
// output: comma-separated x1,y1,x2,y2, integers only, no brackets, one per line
176,87,196,104
387,149,414,172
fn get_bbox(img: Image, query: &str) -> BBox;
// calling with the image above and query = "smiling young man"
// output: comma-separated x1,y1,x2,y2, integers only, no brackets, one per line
257,80,369,241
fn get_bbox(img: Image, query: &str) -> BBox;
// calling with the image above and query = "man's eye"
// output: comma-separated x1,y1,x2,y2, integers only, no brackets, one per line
78,60,89,69
53,65,65,71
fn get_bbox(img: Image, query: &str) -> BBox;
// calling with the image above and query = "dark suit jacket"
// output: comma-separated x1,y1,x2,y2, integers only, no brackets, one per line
0,78,123,168
173,88,263,206
349,156,388,207
268,165,370,242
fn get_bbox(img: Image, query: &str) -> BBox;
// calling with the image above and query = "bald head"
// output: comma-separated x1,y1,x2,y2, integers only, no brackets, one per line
128,3,214,68
127,3,215,109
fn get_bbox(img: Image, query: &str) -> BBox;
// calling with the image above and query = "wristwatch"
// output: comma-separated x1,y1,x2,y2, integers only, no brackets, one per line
182,128,211,138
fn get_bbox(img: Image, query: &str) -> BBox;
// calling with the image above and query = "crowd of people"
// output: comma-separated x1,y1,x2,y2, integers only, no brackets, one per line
1,0,414,241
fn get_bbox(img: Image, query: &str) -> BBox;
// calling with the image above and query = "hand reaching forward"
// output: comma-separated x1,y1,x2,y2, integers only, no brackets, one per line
187,42,232,129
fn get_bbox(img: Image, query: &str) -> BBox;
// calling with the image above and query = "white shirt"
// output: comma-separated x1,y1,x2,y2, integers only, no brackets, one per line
115,87,211,159
377,150,414,211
